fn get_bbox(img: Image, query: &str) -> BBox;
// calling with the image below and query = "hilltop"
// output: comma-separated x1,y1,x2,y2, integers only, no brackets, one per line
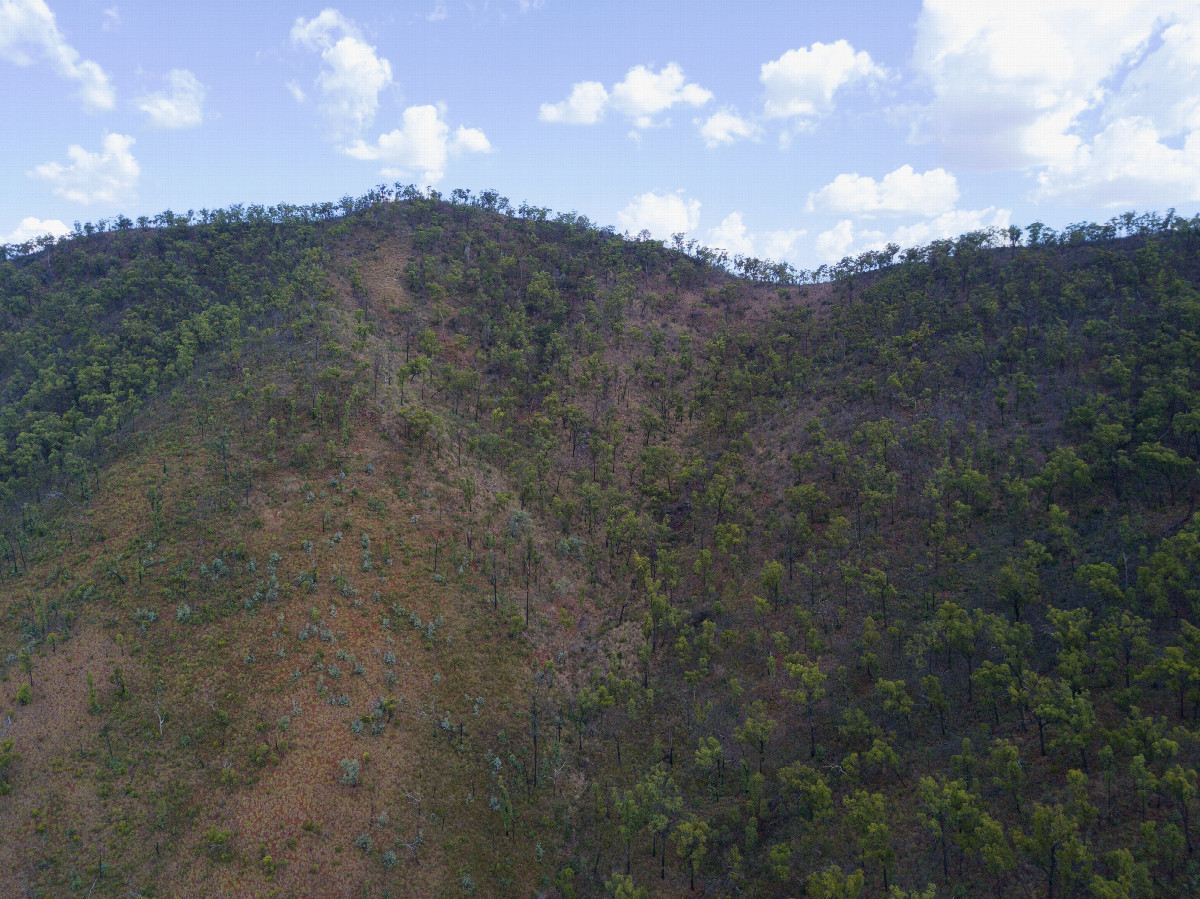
1,189,1200,898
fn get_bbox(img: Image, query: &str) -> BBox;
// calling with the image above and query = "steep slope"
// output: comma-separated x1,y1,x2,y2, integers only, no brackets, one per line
2,194,1200,898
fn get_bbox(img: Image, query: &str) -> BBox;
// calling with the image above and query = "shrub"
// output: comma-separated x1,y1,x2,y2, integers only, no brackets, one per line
201,827,234,861
355,833,373,852
381,849,398,869
17,684,32,705
339,758,360,785
176,604,193,623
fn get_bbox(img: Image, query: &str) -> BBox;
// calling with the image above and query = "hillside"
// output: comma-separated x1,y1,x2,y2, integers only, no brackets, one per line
1,191,1200,898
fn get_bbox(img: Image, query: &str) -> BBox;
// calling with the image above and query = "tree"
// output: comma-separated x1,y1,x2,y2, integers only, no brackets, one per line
986,739,1025,814
1034,678,1096,772
784,652,827,757
843,790,895,892
916,776,995,881
761,559,785,608
1157,764,1197,855
694,737,725,797
806,865,865,899
1016,803,1090,899
636,765,683,879
671,816,709,891
735,700,777,773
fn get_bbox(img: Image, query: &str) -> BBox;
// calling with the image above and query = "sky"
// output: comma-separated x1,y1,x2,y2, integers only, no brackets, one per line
2,0,1199,268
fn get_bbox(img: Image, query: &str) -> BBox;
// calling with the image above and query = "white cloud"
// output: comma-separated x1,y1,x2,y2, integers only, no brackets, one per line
426,2,447,21
617,191,700,239
760,40,883,122
762,229,806,261
891,207,1011,247
1105,17,1200,137
814,206,1011,263
29,133,139,205
708,212,755,255
698,109,761,147
286,80,306,103
544,64,712,130
706,212,805,261
2,216,69,245
1035,117,1200,207
807,165,960,217
518,0,546,10
816,220,884,262
137,69,206,129
345,104,491,184
911,1,1195,169
291,8,393,139
0,0,116,111
539,81,608,124
101,6,120,32
611,63,712,128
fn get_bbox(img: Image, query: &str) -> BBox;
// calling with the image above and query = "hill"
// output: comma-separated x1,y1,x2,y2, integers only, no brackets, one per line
1,190,1200,897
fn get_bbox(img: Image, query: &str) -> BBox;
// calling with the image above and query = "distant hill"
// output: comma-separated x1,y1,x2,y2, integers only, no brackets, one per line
1,190,1199,897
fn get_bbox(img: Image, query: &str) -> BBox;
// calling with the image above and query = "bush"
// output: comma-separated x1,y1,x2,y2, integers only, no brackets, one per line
339,758,360,786
381,849,398,869
201,827,234,861
354,833,373,852
16,684,31,705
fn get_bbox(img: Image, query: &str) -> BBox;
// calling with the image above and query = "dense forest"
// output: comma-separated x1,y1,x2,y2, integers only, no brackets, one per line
1,187,1199,898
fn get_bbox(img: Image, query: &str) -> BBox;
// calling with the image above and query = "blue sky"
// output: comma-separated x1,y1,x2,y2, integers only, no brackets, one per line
3,1,1199,267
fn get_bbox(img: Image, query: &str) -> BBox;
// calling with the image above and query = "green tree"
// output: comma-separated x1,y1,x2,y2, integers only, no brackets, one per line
806,865,865,899
735,700,776,773
784,652,827,757
843,790,895,892
1016,803,1090,899
671,816,709,891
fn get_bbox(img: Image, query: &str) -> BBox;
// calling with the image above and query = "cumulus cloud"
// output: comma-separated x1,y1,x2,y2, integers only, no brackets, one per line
611,63,712,127
708,212,755,255
1104,17,1200,138
345,104,491,184
29,133,140,204
137,69,206,128
291,8,393,139
912,1,1194,168
0,0,116,111
815,220,886,262
541,63,711,130
539,81,608,124
814,206,1011,263
707,212,805,261
617,191,701,239
910,2,1200,205
1035,117,1200,207
2,216,70,245
891,207,1011,247
760,40,883,123
807,165,959,217
698,109,761,147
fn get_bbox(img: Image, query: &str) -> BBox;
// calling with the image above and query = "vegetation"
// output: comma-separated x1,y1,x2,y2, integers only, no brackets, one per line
1,186,1200,896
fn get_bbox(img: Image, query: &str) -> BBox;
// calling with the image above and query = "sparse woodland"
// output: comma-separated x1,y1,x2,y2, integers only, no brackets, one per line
1,188,1199,897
